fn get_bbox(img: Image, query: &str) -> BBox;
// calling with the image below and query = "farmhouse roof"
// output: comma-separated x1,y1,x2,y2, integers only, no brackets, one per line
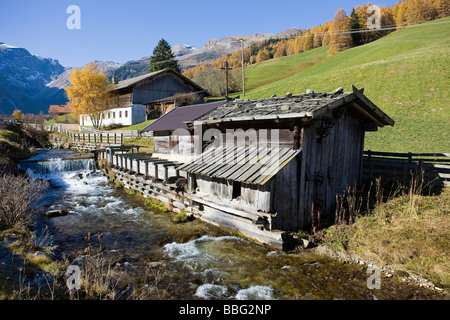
177,146,300,185
112,68,204,93
48,105,71,114
189,86,394,127
140,101,226,132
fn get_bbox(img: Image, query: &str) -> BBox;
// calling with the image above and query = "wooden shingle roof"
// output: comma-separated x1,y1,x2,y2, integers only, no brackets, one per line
177,146,300,185
112,68,204,93
189,86,394,127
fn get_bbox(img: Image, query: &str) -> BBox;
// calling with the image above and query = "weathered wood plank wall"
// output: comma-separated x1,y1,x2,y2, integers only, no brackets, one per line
299,114,364,228
132,74,199,105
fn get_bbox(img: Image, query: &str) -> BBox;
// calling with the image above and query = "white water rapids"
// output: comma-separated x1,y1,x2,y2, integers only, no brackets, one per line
14,149,439,300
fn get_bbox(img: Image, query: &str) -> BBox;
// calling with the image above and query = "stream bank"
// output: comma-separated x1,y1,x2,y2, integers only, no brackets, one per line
1,147,447,300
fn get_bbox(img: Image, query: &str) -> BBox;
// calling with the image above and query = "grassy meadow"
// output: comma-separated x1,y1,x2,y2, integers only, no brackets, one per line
241,17,450,153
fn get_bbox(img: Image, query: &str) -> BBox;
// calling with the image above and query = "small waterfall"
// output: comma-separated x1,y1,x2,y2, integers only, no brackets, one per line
19,158,96,174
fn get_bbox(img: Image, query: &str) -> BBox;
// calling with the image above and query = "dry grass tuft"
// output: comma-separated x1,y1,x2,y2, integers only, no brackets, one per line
324,175,450,287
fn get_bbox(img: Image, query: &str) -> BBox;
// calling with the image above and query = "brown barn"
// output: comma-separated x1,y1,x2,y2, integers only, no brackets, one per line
112,69,206,120
177,86,395,232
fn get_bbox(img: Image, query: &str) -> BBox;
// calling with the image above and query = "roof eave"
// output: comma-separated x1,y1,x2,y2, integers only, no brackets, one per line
186,112,314,127
351,85,395,127
112,68,205,93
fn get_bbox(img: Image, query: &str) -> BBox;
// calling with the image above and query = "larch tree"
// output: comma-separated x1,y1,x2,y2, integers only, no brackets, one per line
328,9,354,55
434,0,449,18
149,39,181,73
65,62,119,130
303,32,314,52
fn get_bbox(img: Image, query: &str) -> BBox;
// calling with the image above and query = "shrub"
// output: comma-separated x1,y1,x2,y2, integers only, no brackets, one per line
173,210,188,224
0,173,46,229
144,197,168,212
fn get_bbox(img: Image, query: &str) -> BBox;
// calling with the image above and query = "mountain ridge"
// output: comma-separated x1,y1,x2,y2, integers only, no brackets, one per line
0,26,304,114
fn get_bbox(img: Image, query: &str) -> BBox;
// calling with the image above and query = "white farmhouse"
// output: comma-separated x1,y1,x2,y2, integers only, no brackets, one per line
80,105,146,127
80,68,205,128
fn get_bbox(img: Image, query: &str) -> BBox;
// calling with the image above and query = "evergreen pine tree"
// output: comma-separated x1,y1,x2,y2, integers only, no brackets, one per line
349,8,362,46
149,39,181,73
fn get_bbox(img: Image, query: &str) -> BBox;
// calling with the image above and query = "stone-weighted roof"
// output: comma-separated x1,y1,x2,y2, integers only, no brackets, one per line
189,86,394,127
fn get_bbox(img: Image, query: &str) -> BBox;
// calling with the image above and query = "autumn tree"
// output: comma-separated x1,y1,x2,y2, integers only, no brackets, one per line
303,32,314,52
393,1,408,26
434,0,449,18
312,25,324,47
12,110,23,120
65,62,119,130
328,9,354,55
255,48,270,63
149,39,181,73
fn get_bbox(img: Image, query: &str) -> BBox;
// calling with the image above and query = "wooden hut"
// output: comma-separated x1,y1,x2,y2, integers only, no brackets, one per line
178,86,395,232
140,101,226,162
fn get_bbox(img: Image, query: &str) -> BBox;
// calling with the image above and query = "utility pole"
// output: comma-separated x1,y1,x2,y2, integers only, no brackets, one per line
240,39,246,97
220,60,232,101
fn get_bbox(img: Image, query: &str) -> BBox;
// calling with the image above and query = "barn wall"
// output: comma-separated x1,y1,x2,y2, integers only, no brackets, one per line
119,93,132,108
153,136,170,154
240,183,271,212
194,175,272,213
271,155,301,230
299,114,365,227
196,175,233,199
131,105,147,125
132,73,197,104
154,133,196,156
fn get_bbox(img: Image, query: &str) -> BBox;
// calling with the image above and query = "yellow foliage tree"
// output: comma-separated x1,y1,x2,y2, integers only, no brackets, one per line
255,48,270,63
65,63,118,130
12,110,23,120
303,32,314,52
328,8,354,55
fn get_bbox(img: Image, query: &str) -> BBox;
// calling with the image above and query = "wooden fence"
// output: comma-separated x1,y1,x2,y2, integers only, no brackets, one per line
363,150,450,186
48,125,125,145
80,126,153,138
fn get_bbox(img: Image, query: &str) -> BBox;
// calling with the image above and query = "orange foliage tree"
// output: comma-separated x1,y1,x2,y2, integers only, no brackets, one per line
65,63,118,129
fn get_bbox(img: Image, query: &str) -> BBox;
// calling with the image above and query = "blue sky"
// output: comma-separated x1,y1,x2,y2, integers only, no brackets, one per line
0,0,398,67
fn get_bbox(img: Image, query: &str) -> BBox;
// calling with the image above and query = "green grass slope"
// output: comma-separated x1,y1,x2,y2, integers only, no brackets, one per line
244,46,329,90
243,17,450,153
